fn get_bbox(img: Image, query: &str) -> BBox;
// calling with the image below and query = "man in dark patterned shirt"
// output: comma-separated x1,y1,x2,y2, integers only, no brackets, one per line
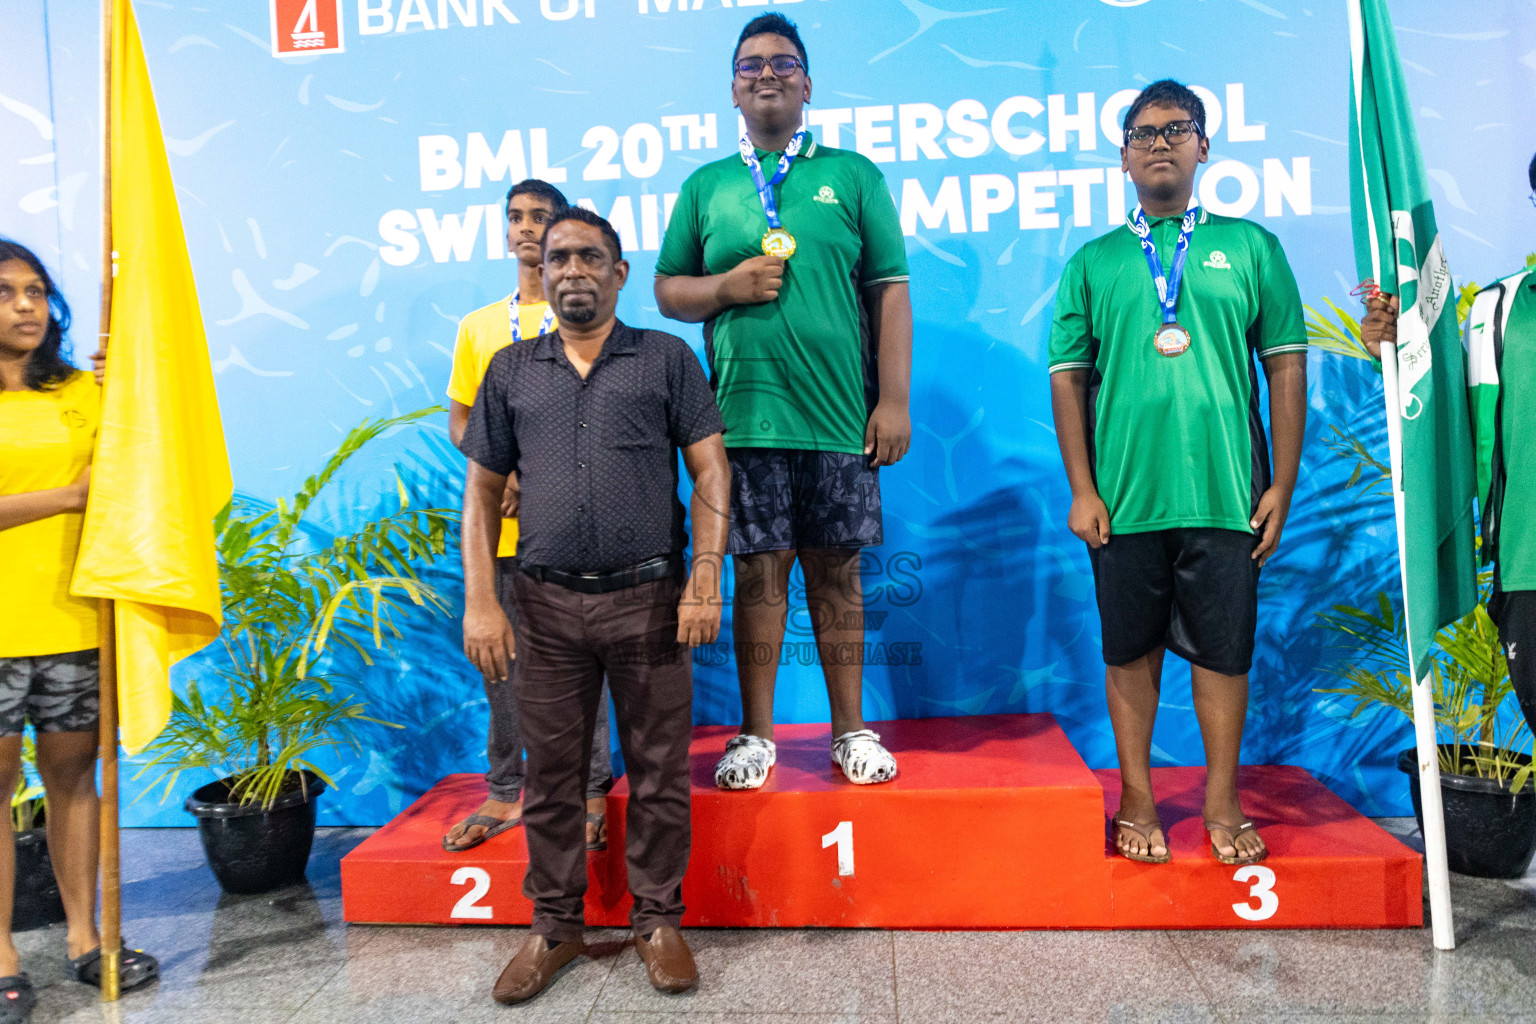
460,208,729,1004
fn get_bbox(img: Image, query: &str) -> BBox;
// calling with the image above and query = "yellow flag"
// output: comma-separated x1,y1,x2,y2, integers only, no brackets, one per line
70,0,233,755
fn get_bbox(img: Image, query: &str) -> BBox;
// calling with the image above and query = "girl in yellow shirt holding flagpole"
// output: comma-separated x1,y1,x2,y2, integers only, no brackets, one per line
0,241,156,1019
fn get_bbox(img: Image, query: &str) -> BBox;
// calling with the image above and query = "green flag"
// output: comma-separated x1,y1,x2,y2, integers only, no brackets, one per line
1348,0,1478,679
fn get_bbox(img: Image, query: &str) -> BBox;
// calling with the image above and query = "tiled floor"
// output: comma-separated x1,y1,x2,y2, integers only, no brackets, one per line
15,820,1536,1023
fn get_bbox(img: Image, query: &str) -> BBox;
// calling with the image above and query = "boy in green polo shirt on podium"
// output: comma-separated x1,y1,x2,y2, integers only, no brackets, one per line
1048,80,1308,866
655,13,913,789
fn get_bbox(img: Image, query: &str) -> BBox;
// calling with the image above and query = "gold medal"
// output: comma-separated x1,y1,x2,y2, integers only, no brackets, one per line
1154,322,1191,357
762,227,796,259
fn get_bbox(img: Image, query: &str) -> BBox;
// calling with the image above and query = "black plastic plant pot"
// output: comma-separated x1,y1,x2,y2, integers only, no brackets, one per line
185,771,327,895
1398,747,1536,879
12,827,66,931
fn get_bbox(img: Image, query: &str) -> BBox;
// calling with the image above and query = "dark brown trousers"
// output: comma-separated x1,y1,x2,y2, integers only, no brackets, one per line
511,572,693,942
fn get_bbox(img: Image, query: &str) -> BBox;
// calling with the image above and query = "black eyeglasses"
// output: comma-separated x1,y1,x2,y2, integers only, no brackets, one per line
734,55,804,78
1124,120,1203,150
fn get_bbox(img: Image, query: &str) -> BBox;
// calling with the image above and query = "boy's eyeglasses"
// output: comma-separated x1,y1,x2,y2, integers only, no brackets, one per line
1124,120,1203,149
735,55,804,78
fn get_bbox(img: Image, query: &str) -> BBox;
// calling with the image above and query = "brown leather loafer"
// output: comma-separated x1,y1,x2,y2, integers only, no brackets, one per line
492,933,583,1004
633,925,697,993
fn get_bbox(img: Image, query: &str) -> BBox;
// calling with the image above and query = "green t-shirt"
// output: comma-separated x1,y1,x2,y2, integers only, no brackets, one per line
1048,208,1308,535
1466,271,1536,590
655,132,909,453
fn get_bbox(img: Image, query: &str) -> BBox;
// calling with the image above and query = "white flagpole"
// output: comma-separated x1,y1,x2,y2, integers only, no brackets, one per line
1381,339,1455,951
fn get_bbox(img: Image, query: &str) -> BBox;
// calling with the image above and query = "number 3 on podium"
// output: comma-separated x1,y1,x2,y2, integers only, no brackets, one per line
822,821,855,877
1231,865,1278,922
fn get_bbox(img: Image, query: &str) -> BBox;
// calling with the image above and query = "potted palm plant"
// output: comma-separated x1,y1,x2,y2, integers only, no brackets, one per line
136,409,455,894
11,738,65,930
1309,290,1536,878
1316,579,1532,877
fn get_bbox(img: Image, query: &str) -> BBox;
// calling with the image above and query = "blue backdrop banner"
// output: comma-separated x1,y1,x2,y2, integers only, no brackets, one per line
5,0,1536,825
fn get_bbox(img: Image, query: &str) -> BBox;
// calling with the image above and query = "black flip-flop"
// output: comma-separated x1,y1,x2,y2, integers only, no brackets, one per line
442,812,522,852
0,975,35,1024
69,942,159,992
586,812,607,852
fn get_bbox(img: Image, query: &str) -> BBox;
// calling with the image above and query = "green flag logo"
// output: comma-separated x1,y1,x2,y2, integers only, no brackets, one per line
1388,212,1452,422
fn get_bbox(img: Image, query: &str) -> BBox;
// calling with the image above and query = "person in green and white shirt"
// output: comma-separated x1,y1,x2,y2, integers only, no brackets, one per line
1048,80,1308,867
655,13,913,790
1361,155,1536,756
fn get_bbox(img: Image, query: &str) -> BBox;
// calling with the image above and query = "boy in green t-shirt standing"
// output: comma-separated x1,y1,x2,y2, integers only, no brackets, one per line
1047,81,1308,866
655,13,913,789
1360,153,1536,764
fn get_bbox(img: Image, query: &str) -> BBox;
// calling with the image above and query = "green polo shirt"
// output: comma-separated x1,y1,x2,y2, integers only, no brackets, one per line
655,132,908,453
1048,208,1307,535
1467,271,1536,590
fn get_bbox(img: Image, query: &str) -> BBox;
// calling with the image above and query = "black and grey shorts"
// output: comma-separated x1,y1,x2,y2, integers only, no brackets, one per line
726,447,883,554
0,649,101,736
1088,528,1260,677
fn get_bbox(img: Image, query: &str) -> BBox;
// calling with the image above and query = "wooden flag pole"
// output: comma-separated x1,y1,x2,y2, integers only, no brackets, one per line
96,604,121,1002
98,0,123,1002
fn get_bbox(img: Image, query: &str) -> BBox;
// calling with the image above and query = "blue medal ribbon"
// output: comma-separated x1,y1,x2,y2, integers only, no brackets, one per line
738,129,808,231
1130,204,1198,325
508,288,557,344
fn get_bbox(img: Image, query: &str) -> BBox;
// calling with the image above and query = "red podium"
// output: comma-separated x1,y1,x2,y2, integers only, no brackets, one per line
340,714,1421,930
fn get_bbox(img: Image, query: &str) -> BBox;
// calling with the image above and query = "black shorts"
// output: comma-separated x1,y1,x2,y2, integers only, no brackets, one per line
1492,586,1535,716
1489,582,1535,636
1088,528,1259,676
726,447,882,555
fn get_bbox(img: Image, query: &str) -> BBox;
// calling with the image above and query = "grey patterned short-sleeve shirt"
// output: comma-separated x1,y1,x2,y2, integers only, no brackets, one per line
461,320,724,574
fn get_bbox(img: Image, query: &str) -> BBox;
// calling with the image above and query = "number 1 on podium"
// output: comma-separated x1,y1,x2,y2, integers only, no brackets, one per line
822,821,855,877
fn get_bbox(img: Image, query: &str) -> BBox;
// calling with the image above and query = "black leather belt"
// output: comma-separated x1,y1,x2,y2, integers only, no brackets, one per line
521,555,681,595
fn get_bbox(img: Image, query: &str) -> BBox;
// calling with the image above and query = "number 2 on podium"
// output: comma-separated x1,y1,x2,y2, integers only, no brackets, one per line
822,821,855,876
451,866,494,920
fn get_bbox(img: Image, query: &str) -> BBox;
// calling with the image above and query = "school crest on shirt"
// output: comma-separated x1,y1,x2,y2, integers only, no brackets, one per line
58,408,87,430
813,186,840,205
1203,250,1231,270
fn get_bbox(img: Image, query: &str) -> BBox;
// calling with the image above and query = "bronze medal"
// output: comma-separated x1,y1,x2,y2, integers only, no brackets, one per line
1154,322,1192,357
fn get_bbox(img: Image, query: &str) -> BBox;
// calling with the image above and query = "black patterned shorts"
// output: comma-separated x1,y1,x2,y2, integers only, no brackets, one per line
0,649,101,736
726,447,883,554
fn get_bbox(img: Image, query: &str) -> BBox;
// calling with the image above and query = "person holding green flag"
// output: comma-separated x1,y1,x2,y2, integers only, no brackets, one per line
1347,0,1480,949
1347,0,1480,682
1047,80,1308,867
1358,152,1536,758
